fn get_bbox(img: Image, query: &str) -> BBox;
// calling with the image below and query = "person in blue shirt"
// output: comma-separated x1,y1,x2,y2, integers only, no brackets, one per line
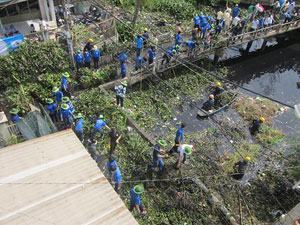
60,72,70,97
175,31,182,46
258,17,265,29
62,96,75,114
45,98,58,122
152,140,168,172
60,103,73,129
107,156,118,172
161,47,176,65
91,114,110,140
108,163,122,193
250,117,265,135
135,33,144,57
147,46,156,65
169,123,185,154
9,108,21,123
186,40,197,57
92,45,101,69
135,56,146,71
129,185,146,214
232,4,240,18
84,51,92,68
74,50,84,71
52,87,63,104
74,113,84,142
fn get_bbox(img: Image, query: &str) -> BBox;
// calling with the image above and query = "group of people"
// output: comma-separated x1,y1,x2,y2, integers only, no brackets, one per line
74,38,102,71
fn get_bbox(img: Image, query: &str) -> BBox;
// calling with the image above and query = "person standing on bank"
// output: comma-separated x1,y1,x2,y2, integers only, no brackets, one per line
114,81,127,108
169,123,185,154
109,128,122,156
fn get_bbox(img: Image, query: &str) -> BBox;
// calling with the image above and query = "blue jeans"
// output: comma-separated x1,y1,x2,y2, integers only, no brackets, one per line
136,48,142,57
153,158,164,171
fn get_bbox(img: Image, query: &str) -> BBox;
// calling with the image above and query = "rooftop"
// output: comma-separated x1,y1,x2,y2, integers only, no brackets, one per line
0,129,138,225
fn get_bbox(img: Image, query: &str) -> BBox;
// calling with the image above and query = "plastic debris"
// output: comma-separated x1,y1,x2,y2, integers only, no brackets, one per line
295,104,300,119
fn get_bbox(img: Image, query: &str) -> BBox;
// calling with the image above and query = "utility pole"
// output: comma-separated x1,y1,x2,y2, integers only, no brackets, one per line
62,0,75,68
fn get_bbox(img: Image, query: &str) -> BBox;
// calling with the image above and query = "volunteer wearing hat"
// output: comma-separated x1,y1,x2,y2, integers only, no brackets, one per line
130,184,146,214
74,50,84,71
152,140,168,172
212,81,224,106
52,87,63,104
83,50,92,68
9,108,22,123
176,144,193,170
60,72,70,97
60,103,73,129
142,28,149,46
62,96,75,114
84,38,94,52
108,161,122,193
250,116,265,135
74,113,84,142
45,98,58,122
114,81,127,108
91,114,110,140
232,156,251,180
92,45,102,69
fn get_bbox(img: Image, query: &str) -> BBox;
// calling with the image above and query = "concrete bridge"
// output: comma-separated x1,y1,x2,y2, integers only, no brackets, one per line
101,19,300,90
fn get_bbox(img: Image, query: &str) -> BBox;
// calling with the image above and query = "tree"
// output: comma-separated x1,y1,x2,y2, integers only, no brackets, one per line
132,0,142,26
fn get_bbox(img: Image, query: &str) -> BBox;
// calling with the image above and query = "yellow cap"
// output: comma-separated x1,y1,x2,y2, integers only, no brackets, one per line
209,94,214,99
259,117,265,123
88,38,94,43
245,156,251,162
216,81,222,87
94,45,98,49
144,28,148,32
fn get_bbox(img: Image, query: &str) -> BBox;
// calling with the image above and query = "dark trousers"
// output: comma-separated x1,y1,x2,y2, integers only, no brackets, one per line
85,62,91,68
136,48,142,57
169,141,179,154
161,55,171,65
130,203,145,212
93,58,99,69
75,131,84,142
49,112,58,123
116,95,124,107
76,63,82,72
148,57,154,65
110,141,117,156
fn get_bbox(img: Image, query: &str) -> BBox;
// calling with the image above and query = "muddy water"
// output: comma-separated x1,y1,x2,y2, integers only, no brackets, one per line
229,43,300,134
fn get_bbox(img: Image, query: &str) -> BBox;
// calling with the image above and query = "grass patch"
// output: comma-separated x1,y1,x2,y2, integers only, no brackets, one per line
256,125,285,147
234,96,280,123
222,143,261,174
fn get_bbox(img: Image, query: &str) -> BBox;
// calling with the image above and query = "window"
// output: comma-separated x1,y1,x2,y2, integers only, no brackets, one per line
0,9,7,17
28,0,39,11
6,4,18,16
17,1,29,13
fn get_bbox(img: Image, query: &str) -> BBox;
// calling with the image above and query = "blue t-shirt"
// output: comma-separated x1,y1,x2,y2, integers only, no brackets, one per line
113,167,122,183
175,33,182,45
107,160,118,171
232,6,240,18
194,16,200,26
46,103,58,114
54,91,63,103
187,40,196,49
166,48,174,57
67,101,75,113
200,16,208,28
148,48,156,59
175,127,184,143
75,118,84,133
135,56,145,67
11,114,21,123
61,77,68,91
61,108,72,120
84,51,91,63
74,53,83,64
93,49,101,59
94,119,106,131
118,52,128,63
136,36,144,49
130,188,141,205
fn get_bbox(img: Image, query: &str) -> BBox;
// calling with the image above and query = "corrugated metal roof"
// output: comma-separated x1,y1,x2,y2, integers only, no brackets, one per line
0,130,138,225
